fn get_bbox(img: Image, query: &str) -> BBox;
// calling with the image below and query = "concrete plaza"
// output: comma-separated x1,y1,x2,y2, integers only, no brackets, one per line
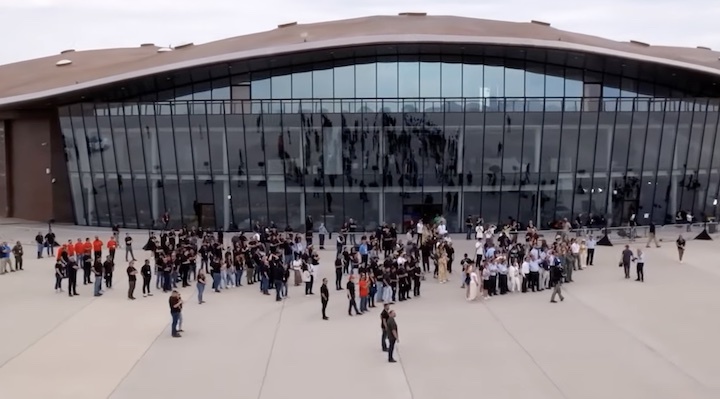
0,221,718,399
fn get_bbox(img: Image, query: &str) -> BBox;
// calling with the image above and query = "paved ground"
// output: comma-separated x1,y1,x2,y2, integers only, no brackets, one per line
0,221,718,399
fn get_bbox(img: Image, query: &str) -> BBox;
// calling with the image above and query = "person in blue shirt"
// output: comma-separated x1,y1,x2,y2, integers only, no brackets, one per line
358,238,369,267
0,242,10,274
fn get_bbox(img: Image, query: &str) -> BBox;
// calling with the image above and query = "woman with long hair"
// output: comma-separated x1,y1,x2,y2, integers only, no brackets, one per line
466,265,479,301
676,235,686,263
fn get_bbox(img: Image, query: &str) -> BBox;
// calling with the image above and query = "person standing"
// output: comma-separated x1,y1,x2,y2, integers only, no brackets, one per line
0,242,10,274
320,278,329,320
169,290,183,338
273,261,284,302
620,245,633,279
67,260,80,296
318,223,328,250
197,269,207,304
380,303,390,351
93,258,104,296
103,255,115,288
141,259,153,297
549,262,565,303
386,310,399,363
346,275,362,316
35,232,44,259
12,241,23,271
107,236,117,261
634,249,645,282
45,230,56,256
646,223,660,248
358,273,370,312
676,235,686,263
125,233,136,261
92,236,103,261
82,255,92,285
127,261,138,300
54,260,65,292
586,236,596,266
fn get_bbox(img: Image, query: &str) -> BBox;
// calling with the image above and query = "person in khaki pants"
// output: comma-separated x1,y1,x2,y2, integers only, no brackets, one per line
646,222,661,248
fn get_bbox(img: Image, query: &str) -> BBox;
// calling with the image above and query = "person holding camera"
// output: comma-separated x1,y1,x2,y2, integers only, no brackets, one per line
549,259,565,303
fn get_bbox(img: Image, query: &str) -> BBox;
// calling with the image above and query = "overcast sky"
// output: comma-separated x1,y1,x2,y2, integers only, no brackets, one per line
1,0,718,65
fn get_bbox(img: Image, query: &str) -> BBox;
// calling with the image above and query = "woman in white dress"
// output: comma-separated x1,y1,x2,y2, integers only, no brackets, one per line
467,265,479,301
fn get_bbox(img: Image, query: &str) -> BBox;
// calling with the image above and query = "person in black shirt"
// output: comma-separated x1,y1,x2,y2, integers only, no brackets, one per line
549,263,565,303
169,290,182,338
412,263,422,297
346,275,362,316
35,233,44,259
92,258,103,296
380,304,390,351
273,263,284,302
125,233,135,261
68,261,80,296
210,257,222,292
334,256,343,290
103,256,114,288
55,261,65,292
320,278,329,320
676,235,686,263
141,260,153,297
127,261,138,300
82,255,92,285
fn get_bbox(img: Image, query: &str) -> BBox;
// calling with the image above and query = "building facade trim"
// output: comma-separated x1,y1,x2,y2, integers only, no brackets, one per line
3,34,720,108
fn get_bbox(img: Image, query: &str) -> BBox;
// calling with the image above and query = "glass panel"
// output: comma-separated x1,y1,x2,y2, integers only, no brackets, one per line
504,66,525,98
251,77,271,99
484,64,505,101
312,68,333,99
441,62,462,98
271,74,292,99
461,62,483,103
355,63,376,98
377,60,398,98
292,71,313,99
525,64,545,97
225,111,252,230
398,62,420,98
333,66,355,98
420,62,441,98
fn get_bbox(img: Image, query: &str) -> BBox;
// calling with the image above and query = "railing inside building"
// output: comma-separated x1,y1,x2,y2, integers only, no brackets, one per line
92,97,719,117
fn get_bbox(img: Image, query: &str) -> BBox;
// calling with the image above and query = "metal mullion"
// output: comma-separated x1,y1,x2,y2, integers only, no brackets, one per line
167,102,185,226
617,96,638,224
516,93,527,223
259,110,270,223
92,105,113,226
586,81,603,226
66,107,90,225
570,87,586,219
219,100,235,227
104,103,127,227
678,99,699,214
602,79,620,226
664,97,687,222
688,99,710,216
551,86,567,223
702,105,720,219
649,99,670,223
279,108,288,226
185,104,200,210
479,59,487,221
239,100,252,224
120,105,141,228
634,100,652,222
534,96,547,228
497,90,508,224
151,103,169,225
203,101,218,228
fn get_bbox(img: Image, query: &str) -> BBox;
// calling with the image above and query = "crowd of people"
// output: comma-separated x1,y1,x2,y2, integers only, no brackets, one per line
9,212,692,362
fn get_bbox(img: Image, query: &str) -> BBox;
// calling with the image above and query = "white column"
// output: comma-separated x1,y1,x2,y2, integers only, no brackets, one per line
86,178,94,225
535,128,542,226
670,174,679,217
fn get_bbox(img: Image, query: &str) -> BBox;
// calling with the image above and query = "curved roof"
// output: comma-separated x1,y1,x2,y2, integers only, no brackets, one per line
1,14,720,107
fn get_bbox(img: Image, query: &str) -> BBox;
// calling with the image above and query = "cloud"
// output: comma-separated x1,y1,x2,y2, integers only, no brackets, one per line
0,0,719,65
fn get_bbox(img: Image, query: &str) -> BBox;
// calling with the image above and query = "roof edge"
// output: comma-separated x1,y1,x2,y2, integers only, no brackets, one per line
2,34,719,107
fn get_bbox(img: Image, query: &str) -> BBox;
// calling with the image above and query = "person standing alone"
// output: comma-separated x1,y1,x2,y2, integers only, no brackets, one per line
346,275,362,316
386,310,399,363
620,245,633,279
141,259,153,297
320,278,329,320
127,261,137,300
169,290,183,338
125,233,136,261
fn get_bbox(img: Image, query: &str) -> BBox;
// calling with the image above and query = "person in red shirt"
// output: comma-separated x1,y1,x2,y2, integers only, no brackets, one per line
107,237,117,261
92,237,103,261
65,240,75,259
358,273,370,312
74,239,84,263
56,244,67,261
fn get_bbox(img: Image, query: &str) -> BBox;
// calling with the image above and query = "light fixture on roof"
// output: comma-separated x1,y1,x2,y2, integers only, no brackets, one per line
398,12,427,16
60,49,75,54
300,32,308,42
157,47,173,53
140,43,155,47
629,40,650,47
174,42,194,49
56,59,72,67
278,21,298,28
530,20,551,26
697,46,712,50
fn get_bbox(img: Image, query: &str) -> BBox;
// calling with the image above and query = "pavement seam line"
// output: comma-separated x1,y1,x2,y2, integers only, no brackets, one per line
483,303,570,399
396,347,416,399
256,298,288,399
0,296,100,370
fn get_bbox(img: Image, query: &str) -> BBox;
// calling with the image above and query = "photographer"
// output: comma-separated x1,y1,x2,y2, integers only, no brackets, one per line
549,259,566,303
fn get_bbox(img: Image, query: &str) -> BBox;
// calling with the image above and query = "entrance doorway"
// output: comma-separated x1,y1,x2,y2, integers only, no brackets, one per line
402,204,443,231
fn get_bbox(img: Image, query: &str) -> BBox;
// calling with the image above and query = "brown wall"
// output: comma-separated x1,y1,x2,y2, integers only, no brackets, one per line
3,112,73,223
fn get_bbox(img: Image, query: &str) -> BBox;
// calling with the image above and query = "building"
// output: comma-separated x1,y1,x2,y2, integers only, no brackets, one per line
1,14,720,232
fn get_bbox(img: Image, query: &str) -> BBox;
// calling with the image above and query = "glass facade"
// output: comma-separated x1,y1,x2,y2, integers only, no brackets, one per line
59,55,720,231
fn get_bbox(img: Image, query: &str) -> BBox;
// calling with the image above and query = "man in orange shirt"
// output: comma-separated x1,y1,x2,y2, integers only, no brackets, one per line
92,237,103,261
74,239,84,263
358,273,370,312
65,240,75,261
107,237,117,261
56,244,67,261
